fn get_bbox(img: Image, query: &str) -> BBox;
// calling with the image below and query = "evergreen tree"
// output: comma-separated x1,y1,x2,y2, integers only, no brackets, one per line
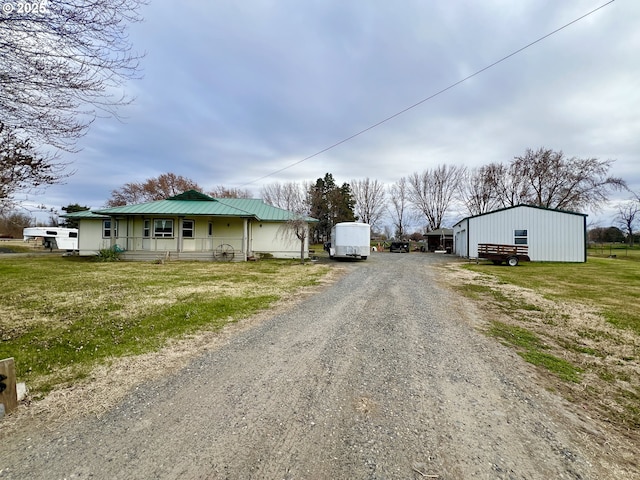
308,173,356,243
61,204,90,229
334,183,356,223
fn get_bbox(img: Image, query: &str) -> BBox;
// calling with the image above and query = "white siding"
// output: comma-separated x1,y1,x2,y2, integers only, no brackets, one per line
453,219,468,257
77,219,112,255
458,206,586,262
251,222,308,259
78,216,309,260
211,218,245,253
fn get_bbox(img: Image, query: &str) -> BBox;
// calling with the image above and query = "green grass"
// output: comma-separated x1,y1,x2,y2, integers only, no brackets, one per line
0,256,330,397
519,351,582,383
466,257,640,335
488,321,545,350
488,321,582,383
457,256,640,428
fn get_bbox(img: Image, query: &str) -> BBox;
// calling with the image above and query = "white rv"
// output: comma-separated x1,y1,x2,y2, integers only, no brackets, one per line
23,227,79,251
327,222,371,260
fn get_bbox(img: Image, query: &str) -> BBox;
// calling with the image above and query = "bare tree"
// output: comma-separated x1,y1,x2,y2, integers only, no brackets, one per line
261,181,310,214
0,0,145,151
0,210,33,238
506,148,626,212
1,123,72,214
616,200,639,247
408,165,464,231
388,177,410,238
459,164,502,216
209,186,253,199
488,162,532,209
350,178,386,229
264,181,314,263
280,216,310,264
106,173,202,206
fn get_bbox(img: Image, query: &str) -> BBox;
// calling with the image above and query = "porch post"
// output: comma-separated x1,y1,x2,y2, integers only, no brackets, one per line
243,219,249,261
126,216,131,251
177,216,183,253
110,216,116,249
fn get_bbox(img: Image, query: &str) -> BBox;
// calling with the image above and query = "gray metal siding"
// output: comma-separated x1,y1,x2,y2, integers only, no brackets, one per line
453,219,468,257
466,206,585,262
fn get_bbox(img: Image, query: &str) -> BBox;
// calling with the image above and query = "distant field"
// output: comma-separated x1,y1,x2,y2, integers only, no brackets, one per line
588,243,640,260
0,238,44,253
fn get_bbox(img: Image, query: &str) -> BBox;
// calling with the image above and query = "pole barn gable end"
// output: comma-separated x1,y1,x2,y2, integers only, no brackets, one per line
453,205,587,263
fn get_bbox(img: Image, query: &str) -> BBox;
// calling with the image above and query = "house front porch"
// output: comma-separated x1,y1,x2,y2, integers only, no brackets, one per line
111,235,246,262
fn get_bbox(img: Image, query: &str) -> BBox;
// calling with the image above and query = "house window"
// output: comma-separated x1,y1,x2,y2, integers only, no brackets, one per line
154,219,173,238
143,219,150,238
182,219,194,238
208,222,213,236
103,220,118,238
514,229,528,245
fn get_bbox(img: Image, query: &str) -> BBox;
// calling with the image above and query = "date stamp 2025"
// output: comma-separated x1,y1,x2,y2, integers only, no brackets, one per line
2,2,49,14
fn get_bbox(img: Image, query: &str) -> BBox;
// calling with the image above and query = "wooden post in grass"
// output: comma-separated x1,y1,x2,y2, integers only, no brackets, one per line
0,357,18,414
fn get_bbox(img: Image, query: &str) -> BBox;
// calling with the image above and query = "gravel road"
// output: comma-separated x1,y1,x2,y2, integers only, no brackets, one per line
0,253,622,479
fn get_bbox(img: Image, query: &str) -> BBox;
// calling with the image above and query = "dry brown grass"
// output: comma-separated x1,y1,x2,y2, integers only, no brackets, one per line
440,262,640,434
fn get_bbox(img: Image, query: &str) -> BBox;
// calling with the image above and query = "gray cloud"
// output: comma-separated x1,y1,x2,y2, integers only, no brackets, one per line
34,0,638,225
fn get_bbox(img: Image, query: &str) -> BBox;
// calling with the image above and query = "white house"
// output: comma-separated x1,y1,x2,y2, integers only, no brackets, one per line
63,190,316,261
453,205,587,263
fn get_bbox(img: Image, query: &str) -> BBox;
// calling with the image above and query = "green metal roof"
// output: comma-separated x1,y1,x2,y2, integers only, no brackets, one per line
92,198,246,217
63,210,109,219
82,190,316,222
215,198,316,222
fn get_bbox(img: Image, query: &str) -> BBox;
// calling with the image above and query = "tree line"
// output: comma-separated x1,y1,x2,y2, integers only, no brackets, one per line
261,148,631,241
100,148,631,244
2,148,638,244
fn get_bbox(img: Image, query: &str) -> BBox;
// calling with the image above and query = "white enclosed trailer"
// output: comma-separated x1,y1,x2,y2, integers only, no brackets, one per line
328,222,371,260
23,227,79,251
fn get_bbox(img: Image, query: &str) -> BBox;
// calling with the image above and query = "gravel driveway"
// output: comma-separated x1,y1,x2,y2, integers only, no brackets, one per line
0,253,618,479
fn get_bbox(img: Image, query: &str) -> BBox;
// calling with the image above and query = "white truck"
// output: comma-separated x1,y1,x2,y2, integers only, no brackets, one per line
326,222,371,260
23,227,79,251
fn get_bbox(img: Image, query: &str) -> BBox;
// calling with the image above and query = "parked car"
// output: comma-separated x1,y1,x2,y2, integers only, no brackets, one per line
389,241,409,253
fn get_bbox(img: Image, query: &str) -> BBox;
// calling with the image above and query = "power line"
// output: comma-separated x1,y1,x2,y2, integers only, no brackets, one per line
241,0,615,187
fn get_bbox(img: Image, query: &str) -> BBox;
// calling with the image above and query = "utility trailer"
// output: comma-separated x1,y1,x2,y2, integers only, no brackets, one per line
326,222,371,260
477,243,530,266
23,227,79,252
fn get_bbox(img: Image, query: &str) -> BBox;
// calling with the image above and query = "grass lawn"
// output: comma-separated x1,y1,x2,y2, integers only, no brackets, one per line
451,254,640,429
472,255,640,334
0,255,330,398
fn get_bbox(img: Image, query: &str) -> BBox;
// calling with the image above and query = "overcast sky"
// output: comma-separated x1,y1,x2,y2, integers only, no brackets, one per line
31,0,639,227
